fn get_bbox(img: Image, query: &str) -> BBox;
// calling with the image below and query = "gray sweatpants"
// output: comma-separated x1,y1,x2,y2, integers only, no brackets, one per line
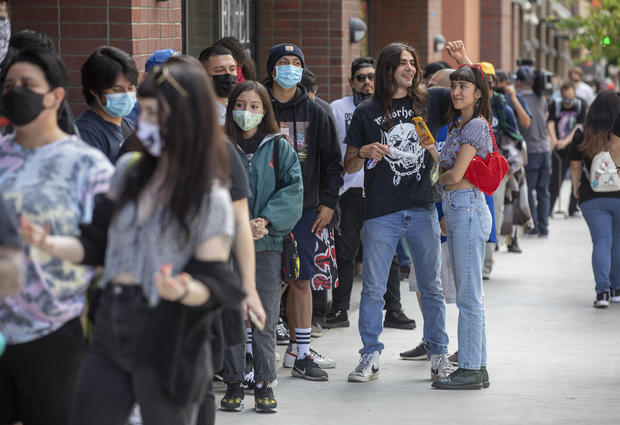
223,251,282,383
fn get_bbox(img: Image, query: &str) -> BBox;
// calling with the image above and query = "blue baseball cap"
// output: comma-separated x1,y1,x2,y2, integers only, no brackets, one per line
145,49,181,73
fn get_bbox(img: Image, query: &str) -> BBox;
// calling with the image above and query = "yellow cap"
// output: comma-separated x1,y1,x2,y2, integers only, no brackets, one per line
479,62,495,76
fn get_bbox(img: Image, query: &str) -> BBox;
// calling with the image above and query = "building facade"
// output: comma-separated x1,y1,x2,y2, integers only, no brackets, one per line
9,0,588,108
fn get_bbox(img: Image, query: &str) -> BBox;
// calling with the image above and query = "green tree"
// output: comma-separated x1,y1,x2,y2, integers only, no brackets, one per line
557,0,620,62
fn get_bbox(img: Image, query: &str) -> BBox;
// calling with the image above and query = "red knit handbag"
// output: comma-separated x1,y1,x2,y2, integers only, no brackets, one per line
463,120,509,196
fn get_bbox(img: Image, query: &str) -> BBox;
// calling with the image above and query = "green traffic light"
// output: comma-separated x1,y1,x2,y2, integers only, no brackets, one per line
601,36,611,46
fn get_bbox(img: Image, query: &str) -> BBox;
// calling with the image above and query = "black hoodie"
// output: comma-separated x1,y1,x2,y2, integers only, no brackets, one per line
267,82,343,211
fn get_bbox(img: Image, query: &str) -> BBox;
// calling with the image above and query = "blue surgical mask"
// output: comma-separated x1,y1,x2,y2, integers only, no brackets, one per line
102,92,137,118
274,65,303,89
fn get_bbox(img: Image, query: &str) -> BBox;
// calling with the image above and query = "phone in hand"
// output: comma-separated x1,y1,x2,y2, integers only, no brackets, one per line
413,116,435,145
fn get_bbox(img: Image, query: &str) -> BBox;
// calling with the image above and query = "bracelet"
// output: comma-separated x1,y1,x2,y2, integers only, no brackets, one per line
357,150,365,159
175,285,190,303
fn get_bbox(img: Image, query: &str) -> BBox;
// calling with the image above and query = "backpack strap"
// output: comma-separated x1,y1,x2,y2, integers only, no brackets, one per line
273,137,281,190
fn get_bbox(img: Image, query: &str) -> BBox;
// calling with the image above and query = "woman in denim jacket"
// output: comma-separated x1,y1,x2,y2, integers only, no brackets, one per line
221,80,303,412
422,65,494,390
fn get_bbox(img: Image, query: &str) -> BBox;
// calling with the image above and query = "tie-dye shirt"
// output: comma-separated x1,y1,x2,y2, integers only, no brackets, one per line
0,133,113,344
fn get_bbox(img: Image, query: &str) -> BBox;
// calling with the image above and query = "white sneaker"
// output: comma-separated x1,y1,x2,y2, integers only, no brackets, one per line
283,343,297,368
430,354,456,379
348,351,380,382
310,348,337,369
128,405,142,425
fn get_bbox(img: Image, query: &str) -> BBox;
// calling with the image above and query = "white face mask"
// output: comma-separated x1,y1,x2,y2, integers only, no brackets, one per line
136,120,163,157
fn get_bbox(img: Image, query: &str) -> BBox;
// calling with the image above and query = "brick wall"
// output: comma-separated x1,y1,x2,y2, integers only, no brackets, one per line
10,0,182,113
256,0,365,102
479,0,514,71
369,0,440,69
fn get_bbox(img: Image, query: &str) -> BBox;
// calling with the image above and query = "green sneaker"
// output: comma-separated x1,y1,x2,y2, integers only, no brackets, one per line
481,366,490,388
220,383,244,411
432,368,482,390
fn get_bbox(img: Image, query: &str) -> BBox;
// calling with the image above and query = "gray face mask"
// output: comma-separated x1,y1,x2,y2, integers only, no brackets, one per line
0,18,10,65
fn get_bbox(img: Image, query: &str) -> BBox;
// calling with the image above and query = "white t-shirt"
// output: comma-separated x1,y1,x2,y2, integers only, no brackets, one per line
330,96,364,195
575,81,595,107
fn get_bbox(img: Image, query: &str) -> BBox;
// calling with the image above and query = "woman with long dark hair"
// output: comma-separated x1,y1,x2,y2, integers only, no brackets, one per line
219,80,302,413
569,90,620,308
19,56,243,424
0,48,114,425
422,65,494,390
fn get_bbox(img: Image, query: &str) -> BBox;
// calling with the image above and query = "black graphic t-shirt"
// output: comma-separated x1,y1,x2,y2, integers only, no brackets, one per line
345,88,450,219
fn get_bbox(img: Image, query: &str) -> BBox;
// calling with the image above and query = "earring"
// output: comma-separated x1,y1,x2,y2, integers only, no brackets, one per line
474,98,480,109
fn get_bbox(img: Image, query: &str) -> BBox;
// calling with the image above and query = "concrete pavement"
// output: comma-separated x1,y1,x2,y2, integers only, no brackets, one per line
216,207,620,425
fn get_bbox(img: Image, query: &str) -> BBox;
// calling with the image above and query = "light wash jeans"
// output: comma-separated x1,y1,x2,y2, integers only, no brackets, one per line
443,188,492,370
359,205,448,355
580,198,620,295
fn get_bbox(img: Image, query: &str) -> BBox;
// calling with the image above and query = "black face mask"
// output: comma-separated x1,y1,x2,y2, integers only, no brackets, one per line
1,86,47,126
212,73,237,98
353,91,372,106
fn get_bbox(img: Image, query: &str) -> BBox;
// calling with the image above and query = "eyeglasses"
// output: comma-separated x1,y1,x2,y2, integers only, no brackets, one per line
152,65,188,98
355,73,374,83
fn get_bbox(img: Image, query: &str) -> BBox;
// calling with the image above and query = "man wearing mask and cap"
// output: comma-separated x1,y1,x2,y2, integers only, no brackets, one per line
327,56,416,331
199,45,238,125
516,65,552,237
264,43,343,381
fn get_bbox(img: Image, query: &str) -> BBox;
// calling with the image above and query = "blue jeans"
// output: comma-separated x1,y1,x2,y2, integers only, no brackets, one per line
396,238,412,267
359,205,448,355
443,189,492,370
580,198,620,294
525,152,551,234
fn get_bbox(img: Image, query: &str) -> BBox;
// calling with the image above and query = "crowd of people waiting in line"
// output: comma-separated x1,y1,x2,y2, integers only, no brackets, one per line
0,1,619,423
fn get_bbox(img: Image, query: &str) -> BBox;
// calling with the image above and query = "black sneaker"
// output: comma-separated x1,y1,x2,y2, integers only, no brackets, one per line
276,318,290,346
507,236,522,253
291,354,328,381
323,309,349,328
384,309,416,330
594,291,610,308
400,339,429,360
220,383,244,412
610,288,620,303
254,385,277,413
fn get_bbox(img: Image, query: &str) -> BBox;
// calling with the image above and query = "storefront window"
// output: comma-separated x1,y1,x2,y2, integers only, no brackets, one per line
184,0,255,60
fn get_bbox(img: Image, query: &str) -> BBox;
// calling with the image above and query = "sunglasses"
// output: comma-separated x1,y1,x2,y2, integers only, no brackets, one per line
152,65,188,97
355,73,374,83
457,63,486,79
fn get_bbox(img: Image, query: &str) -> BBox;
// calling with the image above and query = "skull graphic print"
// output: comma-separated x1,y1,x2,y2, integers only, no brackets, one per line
380,122,427,186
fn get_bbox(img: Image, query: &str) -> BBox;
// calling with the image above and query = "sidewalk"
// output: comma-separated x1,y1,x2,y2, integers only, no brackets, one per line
216,212,620,425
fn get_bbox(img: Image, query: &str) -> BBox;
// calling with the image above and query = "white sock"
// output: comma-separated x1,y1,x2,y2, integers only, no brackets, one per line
295,328,311,358
246,327,253,356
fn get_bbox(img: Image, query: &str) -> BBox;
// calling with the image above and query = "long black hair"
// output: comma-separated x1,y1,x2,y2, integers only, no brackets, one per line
579,90,620,159
117,55,230,239
374,42,428,127
446,65,492,127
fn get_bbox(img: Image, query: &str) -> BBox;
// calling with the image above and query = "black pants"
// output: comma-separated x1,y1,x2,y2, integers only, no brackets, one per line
69,285,201,425
0,318,85,425
550,149,578,215
333,188,402,312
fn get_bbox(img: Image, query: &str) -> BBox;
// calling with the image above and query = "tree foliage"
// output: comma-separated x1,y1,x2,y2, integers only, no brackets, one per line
557,0,620,62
